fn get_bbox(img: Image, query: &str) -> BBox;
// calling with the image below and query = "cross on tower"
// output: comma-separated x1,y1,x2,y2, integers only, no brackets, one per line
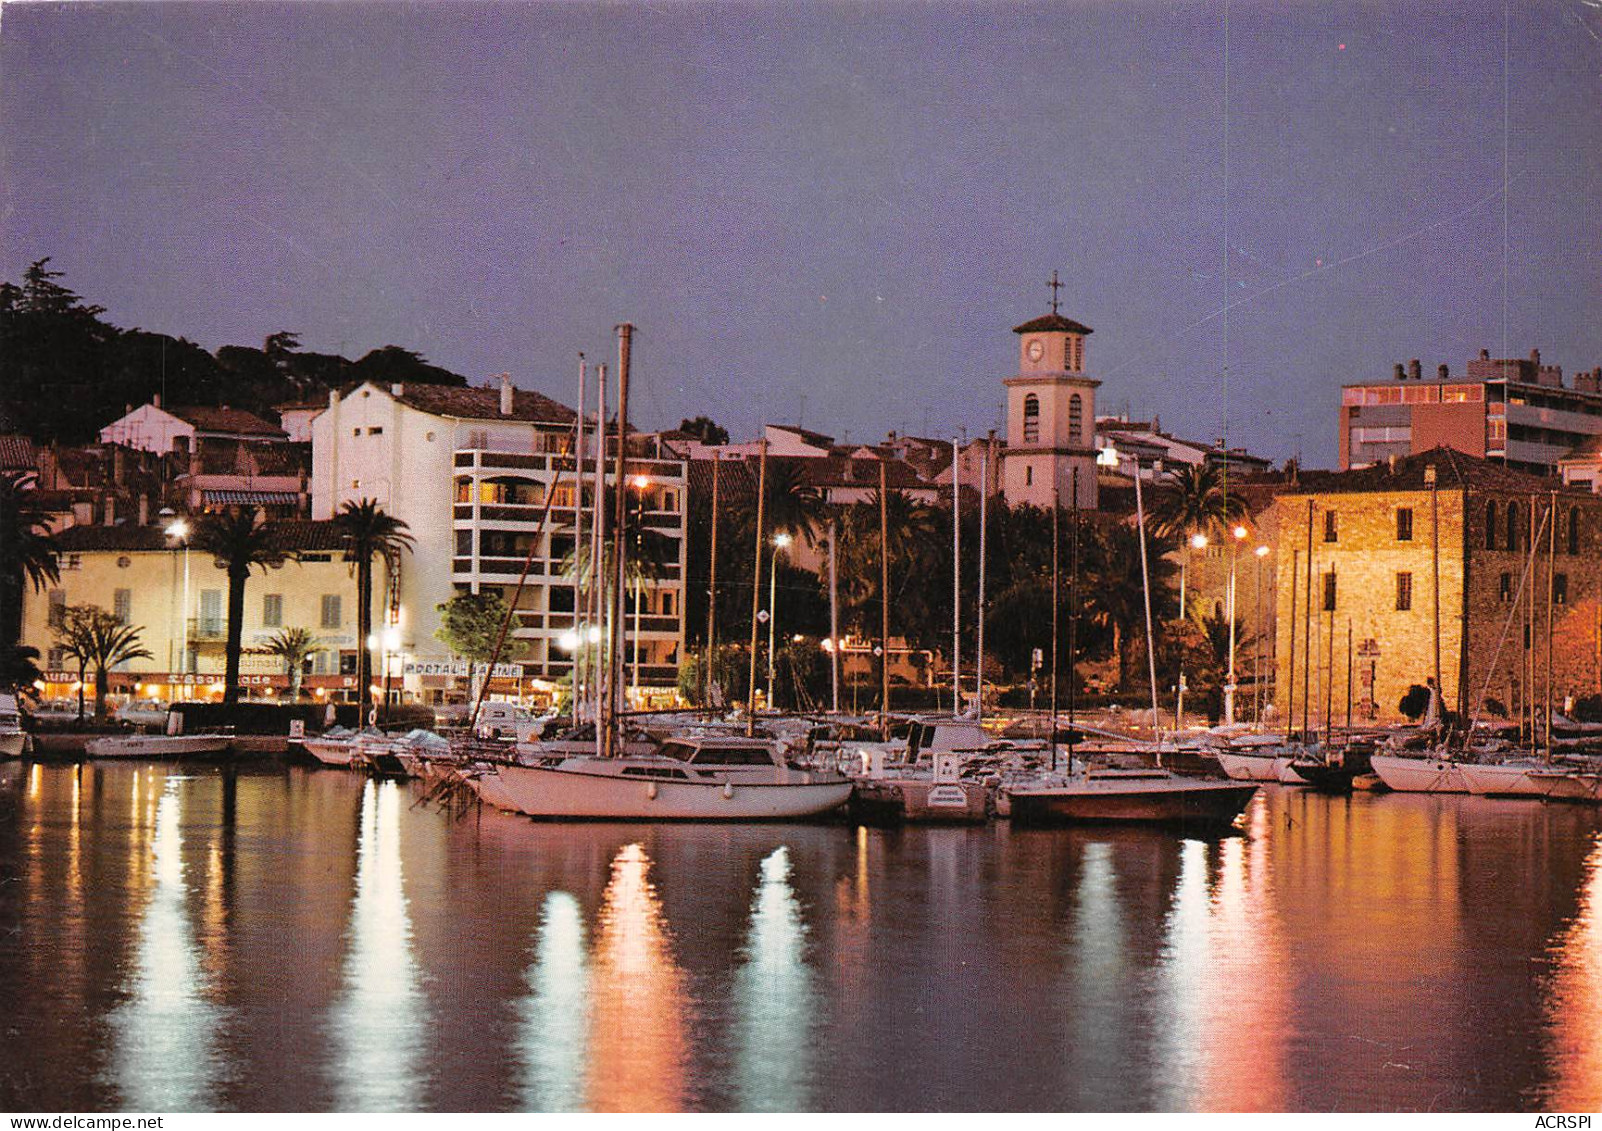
1048,270,1063,315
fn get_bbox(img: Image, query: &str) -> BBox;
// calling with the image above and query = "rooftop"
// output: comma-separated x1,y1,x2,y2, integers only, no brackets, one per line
54,519,348,554
1285,447,1582,497
166,406,288,438
1012,312,1094,336
390,382,576,425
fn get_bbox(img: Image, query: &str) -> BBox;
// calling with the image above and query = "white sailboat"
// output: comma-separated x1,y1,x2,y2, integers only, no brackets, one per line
0,694,25,758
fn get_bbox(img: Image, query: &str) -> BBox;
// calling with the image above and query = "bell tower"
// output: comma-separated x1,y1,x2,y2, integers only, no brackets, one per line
1001,271,1100,510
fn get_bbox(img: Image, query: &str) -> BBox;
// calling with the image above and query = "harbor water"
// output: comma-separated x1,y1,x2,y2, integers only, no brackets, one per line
1,760,1599,1112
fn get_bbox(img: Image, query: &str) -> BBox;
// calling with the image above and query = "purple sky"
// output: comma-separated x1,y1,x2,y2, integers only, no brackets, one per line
4,0,1600,465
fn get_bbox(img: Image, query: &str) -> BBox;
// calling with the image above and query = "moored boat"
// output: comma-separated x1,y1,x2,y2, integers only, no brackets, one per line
1003,765,1258,827
0,694,25,758
84,733,232,758
468,734,853,821
1368,751,1469,793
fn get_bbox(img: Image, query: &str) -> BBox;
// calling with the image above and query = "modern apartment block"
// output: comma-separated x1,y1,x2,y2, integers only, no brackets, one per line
311,376,687,702
1340,349,1602,475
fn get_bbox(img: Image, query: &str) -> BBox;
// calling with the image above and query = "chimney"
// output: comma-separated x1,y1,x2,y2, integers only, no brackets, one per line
1408,359,1421,381
1437,364,1449,380
1387,453,1398,475
329,387,339,408
391,383,404,398
103,496,115,526
1393,363,1406,381
1531,349,1541,365
1480,348,1491,361
152,393,161,409
138,495,149,526
499,372,514,416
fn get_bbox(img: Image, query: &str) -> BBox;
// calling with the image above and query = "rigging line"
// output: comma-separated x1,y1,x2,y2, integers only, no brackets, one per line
1222,0,1229,462
1503,0,1510,364
1101,180,1515,381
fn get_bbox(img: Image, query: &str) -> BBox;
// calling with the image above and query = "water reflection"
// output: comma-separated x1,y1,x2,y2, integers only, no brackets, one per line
586,843,689,1112
518,891,590,1112
733,846,815,1112
332,781,424,1111
1538,831,1602,1110
1152,839,1211,1109
1066,842,1129,1107
107,777,222,1111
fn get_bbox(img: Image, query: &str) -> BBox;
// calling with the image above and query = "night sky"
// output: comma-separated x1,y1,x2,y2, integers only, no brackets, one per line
3,0,1599,465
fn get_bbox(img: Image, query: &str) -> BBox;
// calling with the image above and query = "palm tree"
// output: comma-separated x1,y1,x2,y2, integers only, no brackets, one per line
760,460,826,547
0,471,59,651
54,605,151,721
1150,462,1245,542
192,507,286,707
264,627,322,700
332,499,414,722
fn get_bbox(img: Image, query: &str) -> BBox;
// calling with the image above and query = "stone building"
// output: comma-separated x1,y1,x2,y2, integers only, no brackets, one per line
1269,448,1602,730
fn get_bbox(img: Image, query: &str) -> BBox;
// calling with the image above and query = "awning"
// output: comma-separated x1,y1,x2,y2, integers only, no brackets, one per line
201,490,302,505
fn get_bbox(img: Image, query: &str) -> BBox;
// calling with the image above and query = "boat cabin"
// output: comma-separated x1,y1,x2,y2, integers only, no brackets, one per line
904,717,993,758
656,736,785,768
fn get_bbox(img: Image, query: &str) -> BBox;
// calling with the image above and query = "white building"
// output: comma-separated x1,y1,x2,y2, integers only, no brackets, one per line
311,376,687,701
1001,309,1100,510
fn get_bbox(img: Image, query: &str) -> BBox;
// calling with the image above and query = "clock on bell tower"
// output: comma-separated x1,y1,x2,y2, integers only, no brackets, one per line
1001,270,1101,510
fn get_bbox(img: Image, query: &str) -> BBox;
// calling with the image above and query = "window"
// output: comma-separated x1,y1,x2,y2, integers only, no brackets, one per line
114,589,131,625
661,591,675,616
1506,501,1520,552
456,529,473,556
47,647,65,669
1022,395,1040,444
321,594,342,629
1322,571,1337,611
1323,510,1338,543
200,590,223,636
1569,507,1581,555
263,594,283,627
48,590,66,629
367,426,383,435
1025,465,1033,486
1486,501,1498,550
1396,508,1414,541
1499,572,1513,603
1555,573,1569,606
1395,572,1413,611
1068,394,1083,443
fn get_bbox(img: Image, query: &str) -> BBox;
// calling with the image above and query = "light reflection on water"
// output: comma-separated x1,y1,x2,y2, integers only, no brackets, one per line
332,780,424,1112
3,765,1602,1112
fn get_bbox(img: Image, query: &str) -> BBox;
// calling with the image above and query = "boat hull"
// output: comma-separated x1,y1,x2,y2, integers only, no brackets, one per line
299,739,357,767
84,735,231,759
848,778,990,824
474,760,854,821
1006,777,1258,827
1459,762,1550,798
0,732,25,758
1368,753,1469,793
1215,750,1292,782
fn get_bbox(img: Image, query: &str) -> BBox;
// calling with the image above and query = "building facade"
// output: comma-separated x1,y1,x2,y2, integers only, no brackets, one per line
311,377,688,700
1340,349,1602,475
1270,448,1602,729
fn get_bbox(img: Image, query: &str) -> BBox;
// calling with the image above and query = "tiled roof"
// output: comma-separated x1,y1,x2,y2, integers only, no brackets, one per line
392,383,576,425
1287,447,1581,497
168,406,288,438
1012,312,1094,335
55,519,346,554
791,455,932,491
0,434,36,471
1561,435,1602,461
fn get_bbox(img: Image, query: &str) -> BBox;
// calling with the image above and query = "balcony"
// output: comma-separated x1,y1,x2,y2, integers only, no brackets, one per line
188,618,228,642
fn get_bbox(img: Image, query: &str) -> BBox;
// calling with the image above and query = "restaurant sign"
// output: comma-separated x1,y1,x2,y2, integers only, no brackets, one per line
404,660,524,678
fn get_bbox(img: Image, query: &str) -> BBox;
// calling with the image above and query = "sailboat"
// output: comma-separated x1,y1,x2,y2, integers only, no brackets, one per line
1000,463,1259,828
462,324,852,822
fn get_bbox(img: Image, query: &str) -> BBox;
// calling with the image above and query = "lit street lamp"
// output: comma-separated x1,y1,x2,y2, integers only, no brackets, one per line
768,532,792,709
164,517,191,681
1224,523,1248,726
1254,543,1271,722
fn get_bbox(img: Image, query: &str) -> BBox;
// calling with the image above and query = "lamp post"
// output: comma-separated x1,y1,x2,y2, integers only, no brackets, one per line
628,474,650,708
165,518,191,681
1253,543,1270,723
381,626,400,724
769,532,792,710
1176,531,1207,728
1224,523,1248,725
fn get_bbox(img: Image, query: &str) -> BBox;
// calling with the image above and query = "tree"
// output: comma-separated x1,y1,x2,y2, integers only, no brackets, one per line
1399,684,1431,721
264,627,322,700
54,606,151,722
1150,462,1245,543
0,472,58,651
333,500,414,723
677,416,729,445
435,589,517,703
757,460,826,548
192,507,287,707
0,644,43,699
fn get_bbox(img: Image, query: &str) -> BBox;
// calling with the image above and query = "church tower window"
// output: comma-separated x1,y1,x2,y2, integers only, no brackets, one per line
1023,395,1040,444
1069,394,1083,443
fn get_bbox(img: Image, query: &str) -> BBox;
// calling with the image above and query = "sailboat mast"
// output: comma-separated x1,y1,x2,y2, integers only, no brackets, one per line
1325,564,1335,745
1133,464,1161,761
1546,491,1556,759
746,437,768,736
880,459,890,730
573,354,587,721
1286,547,1298,745
595,363,605,749
1049,480,1059,773
952,437,961,715
976,444,987,722
828,518,840,714
605,326,632,757
1068,465,1080,761
705,458,719,709
1302,499,1313,742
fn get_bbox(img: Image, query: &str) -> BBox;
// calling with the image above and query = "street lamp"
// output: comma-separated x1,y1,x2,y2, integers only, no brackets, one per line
1180,531,1208,621
381,626,401,723
1254,543,1271,722
768,532,792,710
627,474,653,705
164,517,191,683
1224,524,1249,726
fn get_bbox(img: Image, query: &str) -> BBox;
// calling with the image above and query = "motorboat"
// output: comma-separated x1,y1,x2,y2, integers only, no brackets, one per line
0,694,26,758
297,725,381,768
467,734,853,821
84,732,231,758
1003,762,1259,827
